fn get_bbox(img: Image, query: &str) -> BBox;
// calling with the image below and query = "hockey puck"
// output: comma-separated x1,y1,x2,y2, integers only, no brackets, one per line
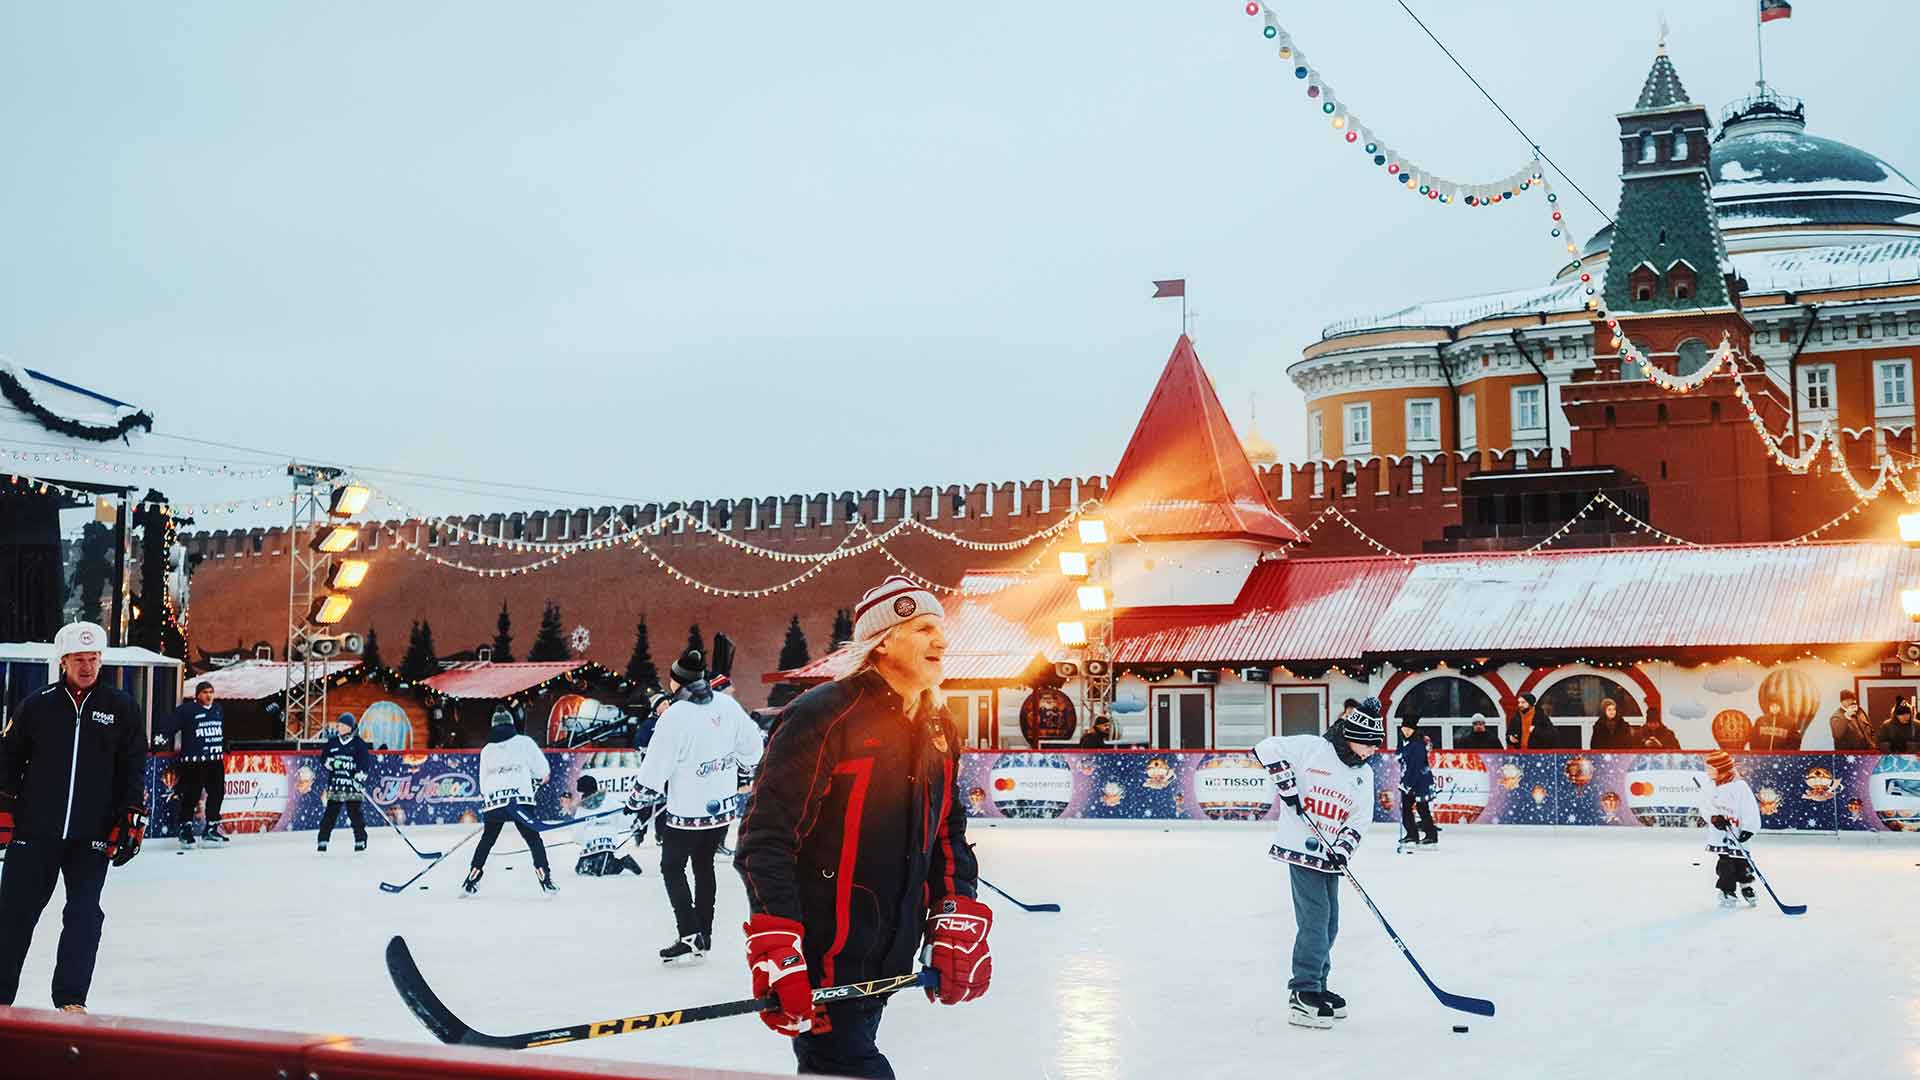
1452,1025,1469,1033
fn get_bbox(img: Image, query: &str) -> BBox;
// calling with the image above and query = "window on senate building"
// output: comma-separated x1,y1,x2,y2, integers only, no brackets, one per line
1458,393,1477,449
1801,364,1834,412
1877,359,1912,410
1309,411,1324,460
1343,402,1372,456
1512,386,1546,436
1406,399,1439,449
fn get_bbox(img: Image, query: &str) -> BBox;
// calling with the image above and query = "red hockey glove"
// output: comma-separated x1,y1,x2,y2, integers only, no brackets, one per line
106,808,146,866
1710,814,1730,831
745,914,816,1036
923,896,993,1005
0,792,15,848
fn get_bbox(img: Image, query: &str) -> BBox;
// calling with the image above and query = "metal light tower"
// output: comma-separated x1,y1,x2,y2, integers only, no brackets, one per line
285,464,370,741
1056,516,1116,736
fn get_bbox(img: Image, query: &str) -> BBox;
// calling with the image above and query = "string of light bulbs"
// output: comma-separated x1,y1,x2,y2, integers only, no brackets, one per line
0,444,288,480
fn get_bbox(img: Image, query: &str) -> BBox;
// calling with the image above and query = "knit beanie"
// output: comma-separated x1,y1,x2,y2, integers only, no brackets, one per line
852,575,945,644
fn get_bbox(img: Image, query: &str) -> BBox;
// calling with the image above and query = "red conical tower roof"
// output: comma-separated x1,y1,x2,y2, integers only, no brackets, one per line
1104,336,1304,545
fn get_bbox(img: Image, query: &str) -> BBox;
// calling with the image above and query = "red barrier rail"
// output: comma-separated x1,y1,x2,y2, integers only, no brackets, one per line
0,1007,782,1080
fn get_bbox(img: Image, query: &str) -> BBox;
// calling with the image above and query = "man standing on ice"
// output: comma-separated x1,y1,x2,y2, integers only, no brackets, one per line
165,681,228,847
1255,696,1384,1029
464,708,556,897
1395,717,1437,847
316,712,375,852
625,648,764,964
0,621,148,1013
1700,750,1761,908
735,575,990,1078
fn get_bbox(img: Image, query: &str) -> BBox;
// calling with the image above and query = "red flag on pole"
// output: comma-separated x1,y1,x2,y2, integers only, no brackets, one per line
1760,0,1791,23
1152,279,1186,298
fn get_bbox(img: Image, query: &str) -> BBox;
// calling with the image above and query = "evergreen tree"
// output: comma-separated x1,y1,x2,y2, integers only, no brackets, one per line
685,623,705,663
830,608,855,650
529,600,570,661
73,522,114,625
625,617,659,687
129,490,186,658
491,601,516,663
400,620,441,681
360,626,385,670
768,615,812,708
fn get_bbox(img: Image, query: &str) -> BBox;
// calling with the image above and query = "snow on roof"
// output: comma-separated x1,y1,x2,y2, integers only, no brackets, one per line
424,661,589,699
0,642,182,668
1735,238,1920,293
195,659,362,700
1321,279,1588,337
1710,129,1920,202
0,358,155,487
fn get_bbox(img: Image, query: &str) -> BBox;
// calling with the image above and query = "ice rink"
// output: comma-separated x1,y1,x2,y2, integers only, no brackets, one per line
7,821,1913,1079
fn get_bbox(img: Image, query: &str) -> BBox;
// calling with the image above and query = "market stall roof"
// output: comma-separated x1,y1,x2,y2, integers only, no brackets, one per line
767,572,1074,687
0,359,155,487
195,659,360,700
1111,540,1920,666
424,661,589,700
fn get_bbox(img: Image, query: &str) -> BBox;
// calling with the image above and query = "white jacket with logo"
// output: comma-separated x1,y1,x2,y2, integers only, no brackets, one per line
631,693,765,829
1253,733,1376,874
1700,776,1762,857
478,733,550,810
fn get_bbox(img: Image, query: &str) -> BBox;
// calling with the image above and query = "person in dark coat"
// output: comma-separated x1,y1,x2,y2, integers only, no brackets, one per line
736,576,989,1078
1078,716,1114,748
1879,701,1920,754
1588,698,1637,750
317,713,376,852
1395,719,1439,845
1639,708,1681,750
1829,690,1875,752
1506,693,1559,750
0,621,147,1013
166,681,228,847
1456,715,1502,750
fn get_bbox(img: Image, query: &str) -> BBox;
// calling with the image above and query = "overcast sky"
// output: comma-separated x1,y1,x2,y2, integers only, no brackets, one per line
3,1,1915,525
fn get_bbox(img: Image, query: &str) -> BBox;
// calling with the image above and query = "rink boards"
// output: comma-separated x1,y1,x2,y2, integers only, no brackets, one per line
143,747,1920,835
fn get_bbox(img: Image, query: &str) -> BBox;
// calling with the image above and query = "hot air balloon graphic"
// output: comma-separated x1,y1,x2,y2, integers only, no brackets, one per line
1752,668,1819,751
1710,709,1753,752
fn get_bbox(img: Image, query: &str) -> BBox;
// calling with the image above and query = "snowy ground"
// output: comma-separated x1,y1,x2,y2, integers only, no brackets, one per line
6,822,1915,1079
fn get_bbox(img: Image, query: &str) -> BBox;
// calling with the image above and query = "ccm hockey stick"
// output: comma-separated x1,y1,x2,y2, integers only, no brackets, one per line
1727,834,1806,916
379,827,480,894
1296,809,1495,1016
386,935,937,1049
979,877,1061,913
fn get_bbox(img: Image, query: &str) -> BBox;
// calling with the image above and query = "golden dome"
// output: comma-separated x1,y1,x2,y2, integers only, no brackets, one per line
1240,424,1278,467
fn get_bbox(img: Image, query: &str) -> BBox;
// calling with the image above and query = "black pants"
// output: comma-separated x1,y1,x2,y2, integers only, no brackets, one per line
175,759,225,833
1715,854,1754,894
318,799,367,845
1400,792,1437,842
0,839,111,1008
575,851,643,877
794,997,891,1078
659,822,725,937
472,805,547,871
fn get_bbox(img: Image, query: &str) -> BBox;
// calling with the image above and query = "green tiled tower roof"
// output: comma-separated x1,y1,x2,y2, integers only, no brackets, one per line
1635,52,1689,110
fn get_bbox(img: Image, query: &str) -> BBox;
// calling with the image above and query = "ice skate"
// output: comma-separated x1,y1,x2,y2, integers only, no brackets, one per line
535,866,558,896
177,831,195,850
315,839,328,853
1741,884,1758,908
1718,890,1739,909
1287,990,1335,1029
660,933,707,965
1321,989,1349,1019
57,1004,86,1014
354,838,367,852
203,825,230,844
460,867,483,897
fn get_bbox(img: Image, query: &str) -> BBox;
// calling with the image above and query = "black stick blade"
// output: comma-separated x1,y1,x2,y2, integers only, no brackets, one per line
386,935,475,1045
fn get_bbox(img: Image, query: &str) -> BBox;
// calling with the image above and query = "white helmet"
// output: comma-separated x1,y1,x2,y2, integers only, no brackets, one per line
54,621,109,659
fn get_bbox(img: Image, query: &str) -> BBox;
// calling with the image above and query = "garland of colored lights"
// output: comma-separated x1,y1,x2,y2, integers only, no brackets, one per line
0,444,286,480
1,471,305,516
1246,3,1543,206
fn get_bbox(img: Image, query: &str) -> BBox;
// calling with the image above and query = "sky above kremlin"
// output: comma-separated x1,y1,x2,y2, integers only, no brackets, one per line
3,2,1916,522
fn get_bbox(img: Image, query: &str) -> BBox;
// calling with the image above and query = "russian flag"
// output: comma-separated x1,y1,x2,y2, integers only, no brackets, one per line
1760,0,1791,23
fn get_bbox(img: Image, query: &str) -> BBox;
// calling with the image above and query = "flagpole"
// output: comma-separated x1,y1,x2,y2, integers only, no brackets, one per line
1755,0,1766,90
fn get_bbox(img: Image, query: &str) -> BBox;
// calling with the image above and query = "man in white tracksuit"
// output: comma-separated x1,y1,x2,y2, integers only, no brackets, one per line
464,709,555,897
1700,749,1761,908
628,649,764,963
1254,697,1384,1030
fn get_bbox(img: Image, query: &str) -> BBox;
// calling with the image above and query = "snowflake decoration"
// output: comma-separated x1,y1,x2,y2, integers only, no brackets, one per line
569,625,591,656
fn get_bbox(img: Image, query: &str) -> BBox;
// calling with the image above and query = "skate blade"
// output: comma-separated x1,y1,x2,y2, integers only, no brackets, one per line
1287,1011,1334,1030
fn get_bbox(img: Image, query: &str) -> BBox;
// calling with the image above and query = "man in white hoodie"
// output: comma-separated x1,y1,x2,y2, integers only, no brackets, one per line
627,648,764,964
464,708,554,897
1700,749,1761,908
1253,697,1384,1030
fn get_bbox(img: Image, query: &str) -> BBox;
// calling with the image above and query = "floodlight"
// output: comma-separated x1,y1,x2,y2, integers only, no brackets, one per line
1055,621,1088,647
307,595,353,625
1077,519,1108,545
1076,586,1108,613
311,525,360,553
328,484,371,517
1058,551,1090,579
1900,512,1920,547
327,559,370,590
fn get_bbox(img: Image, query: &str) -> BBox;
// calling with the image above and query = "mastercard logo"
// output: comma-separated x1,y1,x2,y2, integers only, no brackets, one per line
1629,781,1654,797
993,777,1016,792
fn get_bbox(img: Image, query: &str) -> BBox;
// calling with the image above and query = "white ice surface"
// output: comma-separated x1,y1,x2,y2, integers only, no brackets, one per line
7,823,1915,1079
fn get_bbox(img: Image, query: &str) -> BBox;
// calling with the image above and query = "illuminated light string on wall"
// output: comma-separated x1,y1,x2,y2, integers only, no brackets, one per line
0,444,288,481
1247,4,1544,208
1,472,303,516
1618,333,1920,504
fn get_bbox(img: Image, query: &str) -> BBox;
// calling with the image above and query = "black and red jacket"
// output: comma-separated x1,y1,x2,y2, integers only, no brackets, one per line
735,669,977,986
0,681,147,845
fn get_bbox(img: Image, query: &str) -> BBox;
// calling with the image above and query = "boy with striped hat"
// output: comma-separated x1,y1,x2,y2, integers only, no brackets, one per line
1254,696,1385,1029
1700,750,1761,908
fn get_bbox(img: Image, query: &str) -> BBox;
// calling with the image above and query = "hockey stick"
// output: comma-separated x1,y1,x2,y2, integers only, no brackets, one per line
349,786,442,859
1296,809,1495,1017
979,876,1061,913
1726,835,1806,916
386,935,936,1049
379,827,480,894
